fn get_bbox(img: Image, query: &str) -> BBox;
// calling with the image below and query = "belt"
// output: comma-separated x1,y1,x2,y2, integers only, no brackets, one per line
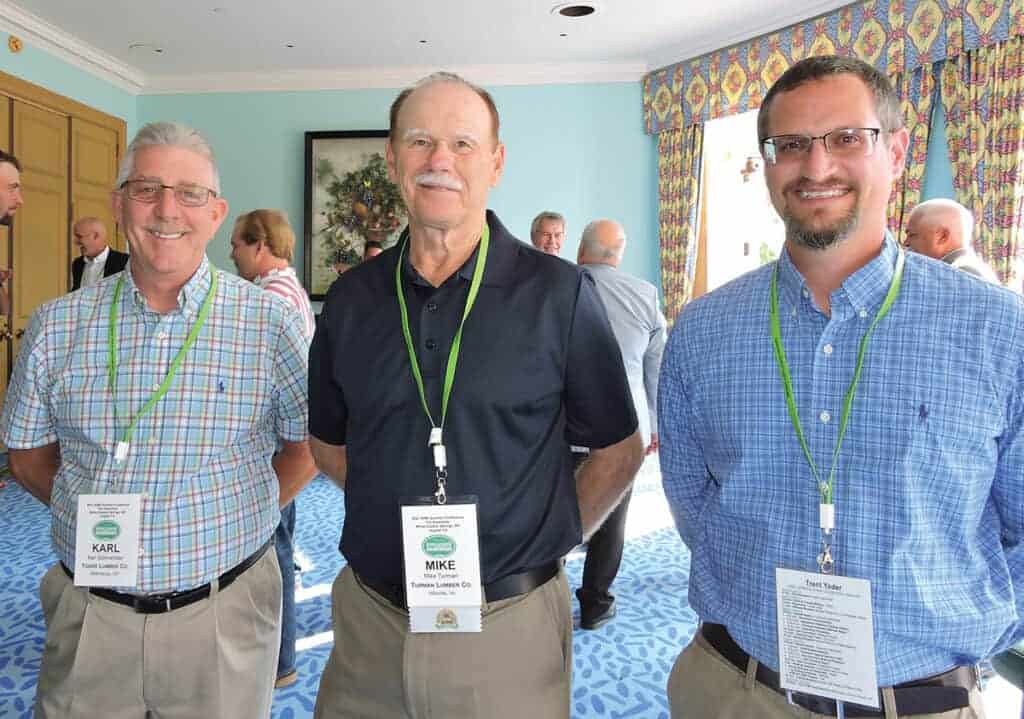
701,623,975,717
60,538,273,615
357,560,561,611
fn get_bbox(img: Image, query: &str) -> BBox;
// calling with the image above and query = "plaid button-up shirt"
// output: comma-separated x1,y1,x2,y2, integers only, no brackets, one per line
1,256,309,593
660,236,1024,685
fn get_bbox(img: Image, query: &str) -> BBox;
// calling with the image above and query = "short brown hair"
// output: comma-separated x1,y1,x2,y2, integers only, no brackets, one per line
0,149,22,172
389,72,500,146
757,55,904,141
233,209,295,262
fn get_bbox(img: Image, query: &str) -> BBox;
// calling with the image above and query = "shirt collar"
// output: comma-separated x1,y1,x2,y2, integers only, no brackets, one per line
254,265,297,284
84,246,110,265
941,247,969,265
400,226,484,289
123,255,213,317
776,233,900,317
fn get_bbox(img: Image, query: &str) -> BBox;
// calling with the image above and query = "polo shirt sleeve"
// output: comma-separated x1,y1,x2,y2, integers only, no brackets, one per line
563,270,638,449
0,306,57,449
308,293,348,446
271,304,310,444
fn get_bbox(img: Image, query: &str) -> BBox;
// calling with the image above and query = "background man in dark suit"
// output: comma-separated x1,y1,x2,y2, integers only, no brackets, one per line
71,217,127,290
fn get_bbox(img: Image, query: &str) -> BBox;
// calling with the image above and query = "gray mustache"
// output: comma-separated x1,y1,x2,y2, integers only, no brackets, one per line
415,173,463,191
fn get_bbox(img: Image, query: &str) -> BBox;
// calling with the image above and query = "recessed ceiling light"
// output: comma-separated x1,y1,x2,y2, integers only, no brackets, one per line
560,33,568,37
128,42,164,55
286,42,295,48
551,2,598,17
419,39,428,44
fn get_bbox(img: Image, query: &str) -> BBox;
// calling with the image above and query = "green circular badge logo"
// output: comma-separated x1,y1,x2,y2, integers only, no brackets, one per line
93,520,121,541
422,534,456,558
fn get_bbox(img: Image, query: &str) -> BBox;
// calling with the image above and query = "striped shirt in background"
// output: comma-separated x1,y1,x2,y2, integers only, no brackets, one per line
0,257,310,593
659,235,1024,686
254,266,316,341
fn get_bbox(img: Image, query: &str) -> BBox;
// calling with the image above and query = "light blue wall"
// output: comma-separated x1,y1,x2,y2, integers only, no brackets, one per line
138,82,661,287
1,42,137,134
921,100,956,201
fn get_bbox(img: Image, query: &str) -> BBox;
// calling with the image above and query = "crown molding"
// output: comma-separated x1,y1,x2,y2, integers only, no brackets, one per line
142,61,648,95
0,1,145,93
645,0,855,74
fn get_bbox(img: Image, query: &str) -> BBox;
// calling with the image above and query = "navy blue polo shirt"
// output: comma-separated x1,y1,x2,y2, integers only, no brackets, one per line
309,210,637,587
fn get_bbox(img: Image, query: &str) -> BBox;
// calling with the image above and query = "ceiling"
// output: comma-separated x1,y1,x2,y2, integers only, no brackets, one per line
0,0,854,93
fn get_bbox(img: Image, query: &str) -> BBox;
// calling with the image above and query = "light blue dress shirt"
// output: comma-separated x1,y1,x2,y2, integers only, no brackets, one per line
659,236,1024,685
1,257,309,593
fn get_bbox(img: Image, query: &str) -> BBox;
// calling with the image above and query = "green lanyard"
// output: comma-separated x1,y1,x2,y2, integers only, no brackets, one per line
769,250,904,571
108,268,219,462
395,224,490,503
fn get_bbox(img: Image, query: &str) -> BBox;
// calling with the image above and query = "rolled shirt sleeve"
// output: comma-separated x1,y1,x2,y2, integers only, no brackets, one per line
0,304,57,449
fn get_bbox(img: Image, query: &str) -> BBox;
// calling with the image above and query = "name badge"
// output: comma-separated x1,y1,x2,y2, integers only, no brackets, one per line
775,568,878,708
400,497,482,633
74,494,141,587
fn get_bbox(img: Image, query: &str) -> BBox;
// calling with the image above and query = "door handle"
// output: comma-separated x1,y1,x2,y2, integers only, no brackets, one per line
14,328,24,339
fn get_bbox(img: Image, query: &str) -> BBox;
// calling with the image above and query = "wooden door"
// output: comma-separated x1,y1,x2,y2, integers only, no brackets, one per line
71,117,121,254
0,96,10,399
12,100,69,358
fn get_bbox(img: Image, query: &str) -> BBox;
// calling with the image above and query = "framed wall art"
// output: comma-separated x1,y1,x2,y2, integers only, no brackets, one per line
303,130,408,299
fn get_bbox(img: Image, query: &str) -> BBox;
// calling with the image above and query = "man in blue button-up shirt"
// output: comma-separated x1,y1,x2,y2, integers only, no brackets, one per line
660,55,1024,719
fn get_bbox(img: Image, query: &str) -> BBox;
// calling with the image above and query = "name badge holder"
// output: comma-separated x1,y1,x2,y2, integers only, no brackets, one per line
394,225,490,633
768,250,905,711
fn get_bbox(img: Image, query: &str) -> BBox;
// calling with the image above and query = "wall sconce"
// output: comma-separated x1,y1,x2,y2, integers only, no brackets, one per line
740,156,760,183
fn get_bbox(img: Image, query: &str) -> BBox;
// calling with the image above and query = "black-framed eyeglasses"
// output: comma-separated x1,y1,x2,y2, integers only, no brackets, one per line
120,179,218,207
760,128,882,165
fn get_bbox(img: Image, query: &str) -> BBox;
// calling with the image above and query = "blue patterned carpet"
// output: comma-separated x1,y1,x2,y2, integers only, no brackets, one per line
0,457,699,719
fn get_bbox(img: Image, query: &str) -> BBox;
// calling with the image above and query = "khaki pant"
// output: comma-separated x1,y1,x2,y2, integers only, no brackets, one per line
668,631,987,719
314,565,573,719
34,548,282,719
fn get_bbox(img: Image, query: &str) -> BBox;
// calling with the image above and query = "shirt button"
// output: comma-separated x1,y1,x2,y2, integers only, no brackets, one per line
425,339,437,350
801,288,810,298
820,410,832,423
858,308,868,319
823,344,833,355
151,383,160,392
426,302,438,312
156,332,167,342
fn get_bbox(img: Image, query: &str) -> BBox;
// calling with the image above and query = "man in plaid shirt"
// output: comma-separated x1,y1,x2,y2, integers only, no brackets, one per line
1,122,313,719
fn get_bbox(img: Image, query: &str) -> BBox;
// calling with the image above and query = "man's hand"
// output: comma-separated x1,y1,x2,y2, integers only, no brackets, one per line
310,437,347,490
646,432,659,456
9,443,60,505
576,431,644,539
274,439,318,507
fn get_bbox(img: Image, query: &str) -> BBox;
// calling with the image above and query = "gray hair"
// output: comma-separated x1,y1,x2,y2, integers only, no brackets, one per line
580,219,626,261
908,198,974,247
115,121,221,193
530,211,565,239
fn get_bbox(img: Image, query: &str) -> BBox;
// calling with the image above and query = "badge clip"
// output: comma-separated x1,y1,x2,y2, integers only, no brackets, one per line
114,441,130,463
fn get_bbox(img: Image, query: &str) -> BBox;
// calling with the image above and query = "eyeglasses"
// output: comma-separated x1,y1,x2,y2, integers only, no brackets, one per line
120,179,217,207
760,128,881,165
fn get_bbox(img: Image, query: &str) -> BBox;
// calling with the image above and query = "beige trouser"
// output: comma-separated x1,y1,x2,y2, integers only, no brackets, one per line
668,630,987,719
314,565,573,719
34,548,282,719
